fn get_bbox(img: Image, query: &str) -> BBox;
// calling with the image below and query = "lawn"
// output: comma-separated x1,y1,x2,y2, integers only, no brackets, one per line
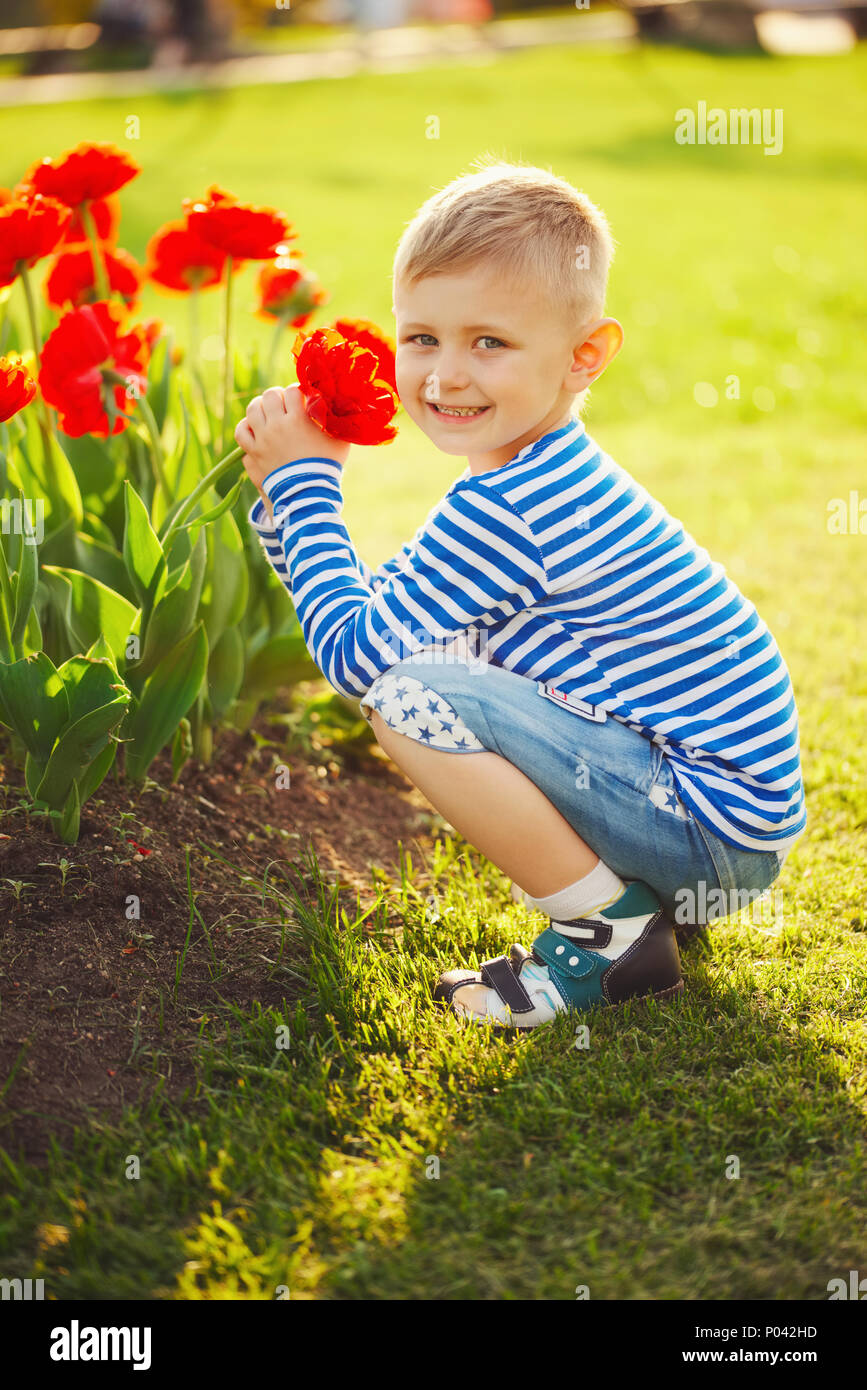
1,40,865,1300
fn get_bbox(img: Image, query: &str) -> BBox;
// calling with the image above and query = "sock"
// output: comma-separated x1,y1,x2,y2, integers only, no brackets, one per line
520,860,654,962
522,859,625,922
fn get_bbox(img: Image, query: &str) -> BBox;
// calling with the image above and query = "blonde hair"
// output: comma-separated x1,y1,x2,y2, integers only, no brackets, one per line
393,156,615,332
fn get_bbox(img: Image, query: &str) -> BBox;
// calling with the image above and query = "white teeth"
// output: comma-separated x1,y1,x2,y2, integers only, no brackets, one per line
433,405,486,416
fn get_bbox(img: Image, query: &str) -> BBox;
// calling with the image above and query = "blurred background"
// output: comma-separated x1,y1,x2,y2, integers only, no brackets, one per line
0,0,864,612
2,0,865,76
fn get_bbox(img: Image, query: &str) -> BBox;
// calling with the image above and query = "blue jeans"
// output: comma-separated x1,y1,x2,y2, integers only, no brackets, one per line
360,654,786,927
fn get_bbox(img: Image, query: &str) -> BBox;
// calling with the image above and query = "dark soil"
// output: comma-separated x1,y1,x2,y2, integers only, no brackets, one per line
0,708,437,1166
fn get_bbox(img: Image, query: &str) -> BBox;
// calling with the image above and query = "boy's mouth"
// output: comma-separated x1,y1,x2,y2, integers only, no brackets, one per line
427,402,490,421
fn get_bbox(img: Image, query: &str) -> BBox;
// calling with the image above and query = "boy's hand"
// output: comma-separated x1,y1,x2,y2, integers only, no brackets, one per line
234,384,351,503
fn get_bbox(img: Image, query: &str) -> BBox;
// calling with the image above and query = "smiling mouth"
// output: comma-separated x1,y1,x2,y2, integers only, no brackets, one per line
427,403,490,417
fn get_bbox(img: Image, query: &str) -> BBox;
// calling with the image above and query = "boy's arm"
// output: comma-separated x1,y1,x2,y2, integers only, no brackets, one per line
251,482,425,592
247,460,549,698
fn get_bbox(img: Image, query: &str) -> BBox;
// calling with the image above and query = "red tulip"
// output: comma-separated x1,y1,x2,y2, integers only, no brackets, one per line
0,193,72,288
62,194,121,247
292,327,398,447
332,318,397,393
24,143,140,208
39,301,150,438
184,185,295,262
145,218,227,293
256,256,329,326
45,244,144,311
0,354,37,424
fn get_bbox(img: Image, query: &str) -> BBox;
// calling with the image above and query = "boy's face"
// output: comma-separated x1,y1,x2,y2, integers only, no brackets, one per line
392,263,619,475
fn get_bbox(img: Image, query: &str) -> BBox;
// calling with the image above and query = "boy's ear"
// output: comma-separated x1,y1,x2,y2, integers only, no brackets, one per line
567,318,624,390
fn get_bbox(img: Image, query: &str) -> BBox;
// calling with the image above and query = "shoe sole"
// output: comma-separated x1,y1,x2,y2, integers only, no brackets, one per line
450,977,685,1030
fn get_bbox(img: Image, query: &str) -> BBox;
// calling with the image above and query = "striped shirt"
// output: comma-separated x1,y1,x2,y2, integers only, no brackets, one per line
248,417,806,852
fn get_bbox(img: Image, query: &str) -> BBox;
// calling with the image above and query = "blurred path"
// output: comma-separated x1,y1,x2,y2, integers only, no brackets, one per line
0,12,636,108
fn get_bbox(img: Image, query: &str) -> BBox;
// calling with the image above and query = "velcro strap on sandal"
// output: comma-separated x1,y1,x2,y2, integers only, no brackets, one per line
530,927,610,1010
550,916,613,948
531,927,601,980
479,955,535,1014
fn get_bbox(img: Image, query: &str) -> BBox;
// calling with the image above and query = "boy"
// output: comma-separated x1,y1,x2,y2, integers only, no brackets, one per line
235,159,806,1031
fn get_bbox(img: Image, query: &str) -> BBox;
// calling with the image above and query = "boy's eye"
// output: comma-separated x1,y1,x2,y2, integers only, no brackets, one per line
403,334,506,349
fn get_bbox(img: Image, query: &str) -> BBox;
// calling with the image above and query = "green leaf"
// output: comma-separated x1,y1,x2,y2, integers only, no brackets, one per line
134,525,206,683
57,653,130,728
77,732,119,804
123,479,166,609
0,652,69,763
80,510,118,549
60,435,119,509
57,778,81,845
242,630,316,698
147,332,172,434
181,474,244,537
124,621,209,783
33,694,130,810
201,506,248,642
19,410,84,533
73,531,136,605
207,625,245,716
40,566,139,666
171,715,193,783
11,502,39,652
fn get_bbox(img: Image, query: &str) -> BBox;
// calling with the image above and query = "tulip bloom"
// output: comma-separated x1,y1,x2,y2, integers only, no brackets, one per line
39,301,150,438
0,193,72,287
24,143,140,208
332,318,397,393
145,218,227,293
0,354,37,424
293,327,398,446
184,186,295,261
61,194,121,247
45,244,144,311
257,256,329,328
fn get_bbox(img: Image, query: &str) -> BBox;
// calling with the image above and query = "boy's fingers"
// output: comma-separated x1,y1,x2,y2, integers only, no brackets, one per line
261,386,287,418
246,394,265,426
234,419,256,451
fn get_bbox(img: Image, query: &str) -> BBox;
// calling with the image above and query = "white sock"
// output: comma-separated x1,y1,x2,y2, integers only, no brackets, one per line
518,861,656,961
522,859,625,921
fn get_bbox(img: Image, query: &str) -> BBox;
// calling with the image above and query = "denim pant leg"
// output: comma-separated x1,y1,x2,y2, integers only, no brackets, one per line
361,654,783,926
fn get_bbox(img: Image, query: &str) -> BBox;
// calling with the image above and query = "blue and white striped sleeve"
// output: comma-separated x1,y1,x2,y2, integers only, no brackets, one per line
247,457,550,699
249,489,422,593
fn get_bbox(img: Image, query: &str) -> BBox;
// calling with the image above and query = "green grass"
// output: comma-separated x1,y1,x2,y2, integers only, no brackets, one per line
1,43,866,1299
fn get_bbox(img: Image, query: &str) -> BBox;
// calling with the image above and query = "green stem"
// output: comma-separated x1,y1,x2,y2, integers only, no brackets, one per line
220,254,234,455
18,263,57,492
189,286,200,373
160,445,242,549
188,287,211,443
266,313,287,382
80,202,110,300
136,392,171,499
138,443,242,668
0,545,16,663
103,369,170,499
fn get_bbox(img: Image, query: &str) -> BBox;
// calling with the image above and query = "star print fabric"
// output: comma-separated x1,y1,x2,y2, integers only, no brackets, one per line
648,782,691,820
360,673,485,752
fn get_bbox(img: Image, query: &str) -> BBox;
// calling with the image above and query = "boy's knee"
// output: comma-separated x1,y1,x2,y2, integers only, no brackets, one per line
360,669,485,752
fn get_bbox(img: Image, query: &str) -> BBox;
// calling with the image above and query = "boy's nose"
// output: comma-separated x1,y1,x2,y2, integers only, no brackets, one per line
434,356,472,390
